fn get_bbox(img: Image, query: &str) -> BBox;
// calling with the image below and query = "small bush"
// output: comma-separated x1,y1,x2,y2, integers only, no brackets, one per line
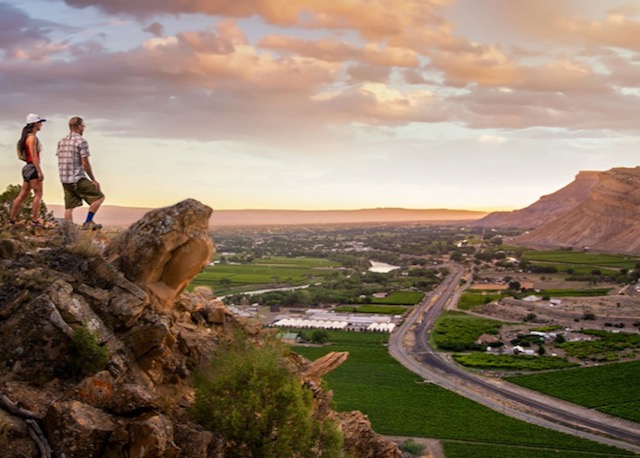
68,232,103,257
311,329,330,344
191,333,343,457
401,438,426,456
67,325,109,379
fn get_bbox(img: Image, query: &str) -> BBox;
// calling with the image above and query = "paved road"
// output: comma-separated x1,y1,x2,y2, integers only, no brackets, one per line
388,265,640,453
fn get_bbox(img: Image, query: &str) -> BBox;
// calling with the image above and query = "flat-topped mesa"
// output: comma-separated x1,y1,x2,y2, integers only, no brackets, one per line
513,166,640,253
472,170,602,229
105,199,214,309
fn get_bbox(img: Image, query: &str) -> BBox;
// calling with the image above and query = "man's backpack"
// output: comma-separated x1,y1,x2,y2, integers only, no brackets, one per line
16,140,27,162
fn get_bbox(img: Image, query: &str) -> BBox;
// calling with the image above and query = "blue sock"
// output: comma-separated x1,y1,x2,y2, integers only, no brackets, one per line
85,212,95,223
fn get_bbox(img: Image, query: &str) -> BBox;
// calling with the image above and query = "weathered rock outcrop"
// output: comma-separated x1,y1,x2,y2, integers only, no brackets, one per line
0,199,402,458
473,171,601,229
339,411,405,458
104,199,214,309
512,167,640,254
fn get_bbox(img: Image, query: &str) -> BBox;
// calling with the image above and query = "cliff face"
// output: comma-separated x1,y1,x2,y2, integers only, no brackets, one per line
472,171,601,228
512,167,640,254
0,200,402,458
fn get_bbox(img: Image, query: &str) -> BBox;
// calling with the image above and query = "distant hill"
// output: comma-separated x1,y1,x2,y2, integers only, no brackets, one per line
472,171,601,228
47,205,487,228
511,167,640,254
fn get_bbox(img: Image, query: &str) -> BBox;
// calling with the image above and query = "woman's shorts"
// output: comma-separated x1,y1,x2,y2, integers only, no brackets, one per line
22,163,38,182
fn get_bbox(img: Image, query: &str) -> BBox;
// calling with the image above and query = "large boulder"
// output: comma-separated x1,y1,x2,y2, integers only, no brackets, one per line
44,400,116,458
127,412,180,458
104,199,214,309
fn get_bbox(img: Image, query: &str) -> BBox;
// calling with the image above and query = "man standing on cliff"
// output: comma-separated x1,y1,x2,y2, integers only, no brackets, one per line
56,116,105,230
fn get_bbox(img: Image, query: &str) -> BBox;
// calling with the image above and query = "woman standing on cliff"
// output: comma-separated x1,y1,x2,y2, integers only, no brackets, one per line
9,113,47,226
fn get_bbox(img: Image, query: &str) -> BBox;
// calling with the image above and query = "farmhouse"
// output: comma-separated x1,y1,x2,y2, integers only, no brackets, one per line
279,332,301,344
476,334,500,346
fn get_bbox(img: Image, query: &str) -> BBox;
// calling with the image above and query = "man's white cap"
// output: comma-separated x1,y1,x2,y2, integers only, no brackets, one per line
26,113,46,124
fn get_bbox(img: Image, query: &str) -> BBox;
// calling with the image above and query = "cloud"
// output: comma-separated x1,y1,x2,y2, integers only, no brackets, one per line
0,3,66,61
258,35,361,62
566,9,640,50
481,1,640,51
346,63,392,83
456,86,640,131
63,0,452,40
313,83,451,124
3,0,640,149
143,22,165,37
478,135,507,144
0,20,348,147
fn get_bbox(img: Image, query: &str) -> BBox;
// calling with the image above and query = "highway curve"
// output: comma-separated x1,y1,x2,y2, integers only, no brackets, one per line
388,265,640,453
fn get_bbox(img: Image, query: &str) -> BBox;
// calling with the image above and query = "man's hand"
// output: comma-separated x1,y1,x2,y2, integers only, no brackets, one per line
93,180,101,191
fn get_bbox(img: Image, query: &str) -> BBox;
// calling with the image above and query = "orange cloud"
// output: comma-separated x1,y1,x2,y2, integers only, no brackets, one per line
64,0,452,40
258,36,361,62
5,0,640,144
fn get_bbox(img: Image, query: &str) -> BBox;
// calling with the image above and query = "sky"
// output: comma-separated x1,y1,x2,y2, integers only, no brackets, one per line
1,0,639,212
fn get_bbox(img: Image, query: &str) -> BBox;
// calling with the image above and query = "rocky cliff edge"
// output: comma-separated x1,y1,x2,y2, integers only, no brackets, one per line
0,199,402,458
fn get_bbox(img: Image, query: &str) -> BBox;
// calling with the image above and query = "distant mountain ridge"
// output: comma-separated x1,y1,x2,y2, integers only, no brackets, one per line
472,171,602,229
47,205,487,227
512,167,640,254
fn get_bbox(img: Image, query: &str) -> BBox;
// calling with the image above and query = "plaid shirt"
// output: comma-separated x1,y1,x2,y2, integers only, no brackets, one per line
56,133,90,184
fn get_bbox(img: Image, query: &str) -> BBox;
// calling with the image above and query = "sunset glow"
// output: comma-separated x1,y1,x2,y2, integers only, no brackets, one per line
1,0,639,212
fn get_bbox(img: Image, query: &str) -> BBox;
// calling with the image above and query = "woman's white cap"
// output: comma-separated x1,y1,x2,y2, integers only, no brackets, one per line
26,113,46,124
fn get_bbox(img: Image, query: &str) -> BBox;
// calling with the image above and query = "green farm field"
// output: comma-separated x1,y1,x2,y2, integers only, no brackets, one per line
191,257,340,295
508,360,640,424
371,291,424,305
292,331,631,457
252,256,342,268
431,311,504,352
453,353,578,371
534,288,613,297
523,251,640,269
457,292,504,310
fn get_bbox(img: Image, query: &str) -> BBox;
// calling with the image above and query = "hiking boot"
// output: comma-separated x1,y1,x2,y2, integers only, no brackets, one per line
82,221,102,231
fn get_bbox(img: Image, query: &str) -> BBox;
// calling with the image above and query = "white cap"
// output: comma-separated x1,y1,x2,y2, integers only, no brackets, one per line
26,113,46,124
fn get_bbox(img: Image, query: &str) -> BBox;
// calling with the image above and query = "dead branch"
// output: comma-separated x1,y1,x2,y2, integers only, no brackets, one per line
26,419,52,458
0,394,41,420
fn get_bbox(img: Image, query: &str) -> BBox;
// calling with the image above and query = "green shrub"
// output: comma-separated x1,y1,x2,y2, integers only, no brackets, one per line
0,184,54,224
311,329,330,344
401,438,426,456
67,325,109,379
191,333,343,458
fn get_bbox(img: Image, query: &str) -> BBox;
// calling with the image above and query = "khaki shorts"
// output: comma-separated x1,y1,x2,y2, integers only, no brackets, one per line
63,178,105,209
